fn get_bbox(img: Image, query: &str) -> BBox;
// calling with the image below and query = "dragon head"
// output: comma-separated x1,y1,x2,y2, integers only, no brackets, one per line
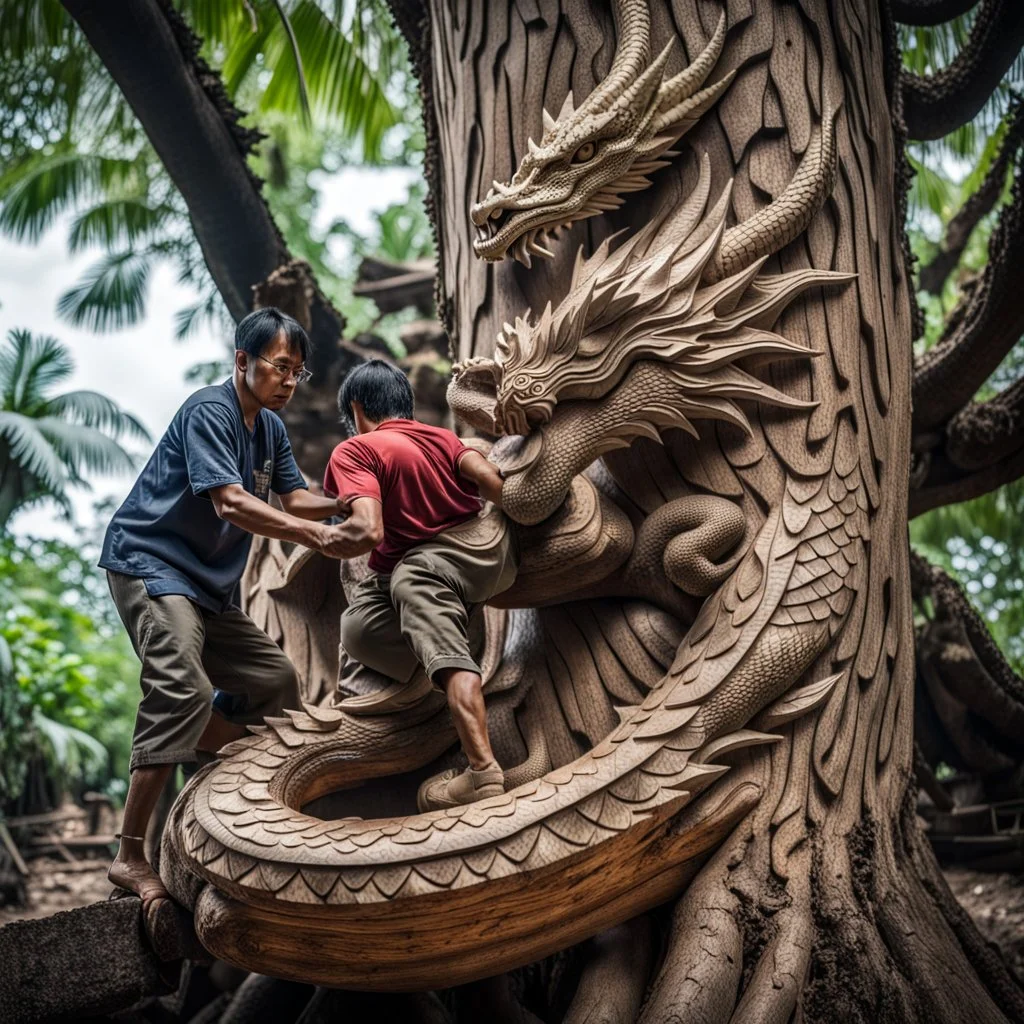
470,14,732,267
486,151,852,441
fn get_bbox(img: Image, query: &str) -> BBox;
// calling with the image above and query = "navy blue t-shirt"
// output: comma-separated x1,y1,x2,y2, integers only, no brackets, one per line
100,379,306,612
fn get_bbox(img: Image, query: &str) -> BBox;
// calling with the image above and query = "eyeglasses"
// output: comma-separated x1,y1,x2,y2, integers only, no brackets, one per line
256,354,313,384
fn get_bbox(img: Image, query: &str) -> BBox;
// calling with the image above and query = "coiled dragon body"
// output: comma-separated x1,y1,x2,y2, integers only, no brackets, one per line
161,3,864,990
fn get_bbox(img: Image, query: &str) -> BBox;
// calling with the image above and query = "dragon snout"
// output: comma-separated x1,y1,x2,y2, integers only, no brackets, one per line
496,387,553,438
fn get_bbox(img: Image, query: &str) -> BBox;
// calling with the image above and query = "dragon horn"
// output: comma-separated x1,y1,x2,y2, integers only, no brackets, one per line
591,0,651,101
655,11,728,114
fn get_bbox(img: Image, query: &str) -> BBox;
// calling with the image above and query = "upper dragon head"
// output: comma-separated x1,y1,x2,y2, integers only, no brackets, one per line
459,128,852,445
470,13,733,267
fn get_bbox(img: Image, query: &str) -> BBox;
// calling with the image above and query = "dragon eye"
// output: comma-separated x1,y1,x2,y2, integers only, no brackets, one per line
572,142,595,163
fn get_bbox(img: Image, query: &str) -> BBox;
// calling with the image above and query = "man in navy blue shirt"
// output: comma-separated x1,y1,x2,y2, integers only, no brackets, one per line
101,307,349,905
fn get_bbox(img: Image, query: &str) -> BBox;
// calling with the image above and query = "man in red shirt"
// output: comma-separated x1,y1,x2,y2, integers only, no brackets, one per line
323,360,518,811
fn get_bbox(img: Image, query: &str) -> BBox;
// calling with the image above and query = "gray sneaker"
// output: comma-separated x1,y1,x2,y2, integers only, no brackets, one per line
417,763,504,812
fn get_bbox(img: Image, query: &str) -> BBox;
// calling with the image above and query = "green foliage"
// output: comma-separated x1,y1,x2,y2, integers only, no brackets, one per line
331,179,434,264
0,329,150,530
911,483,1024,672
0,531,139,803
0,0,417,339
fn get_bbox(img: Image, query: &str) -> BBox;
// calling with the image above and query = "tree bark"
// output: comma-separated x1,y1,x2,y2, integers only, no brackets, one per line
416,0,1024,1019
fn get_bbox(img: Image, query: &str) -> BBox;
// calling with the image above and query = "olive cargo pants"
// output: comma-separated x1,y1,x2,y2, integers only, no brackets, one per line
338,514,518,692
107,572,301,771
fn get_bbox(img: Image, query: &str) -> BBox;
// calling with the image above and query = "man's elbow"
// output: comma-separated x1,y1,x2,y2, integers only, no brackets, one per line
210,487,244,521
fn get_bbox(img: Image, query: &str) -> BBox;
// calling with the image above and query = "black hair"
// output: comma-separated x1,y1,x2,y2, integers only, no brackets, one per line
338,359,414,424
234,308,310,363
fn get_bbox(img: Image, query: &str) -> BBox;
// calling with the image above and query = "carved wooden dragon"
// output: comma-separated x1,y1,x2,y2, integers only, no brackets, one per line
161,5,863,991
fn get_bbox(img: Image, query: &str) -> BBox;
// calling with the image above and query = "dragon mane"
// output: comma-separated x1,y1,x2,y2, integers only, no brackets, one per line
492,154,853,439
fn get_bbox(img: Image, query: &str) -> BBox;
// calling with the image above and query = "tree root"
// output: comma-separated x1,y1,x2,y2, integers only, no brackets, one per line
563,916,654,1024
638,838,745,1024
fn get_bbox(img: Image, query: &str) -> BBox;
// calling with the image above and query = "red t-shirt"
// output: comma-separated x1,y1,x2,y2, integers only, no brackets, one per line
323,419,482,573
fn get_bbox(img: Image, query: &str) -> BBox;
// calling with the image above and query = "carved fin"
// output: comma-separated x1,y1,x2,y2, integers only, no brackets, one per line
696,729,782,763
755,672,844,729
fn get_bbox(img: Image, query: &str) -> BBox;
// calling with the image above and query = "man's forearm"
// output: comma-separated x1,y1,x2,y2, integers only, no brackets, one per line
458,451,504,507
280,489,344,521
213,487,327,549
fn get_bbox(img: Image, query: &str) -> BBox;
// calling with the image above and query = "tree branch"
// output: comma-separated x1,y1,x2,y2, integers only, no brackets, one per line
890,0,979,26
61,0,344,376
911,550,1024,776
912,141,1024,431
902,0,1024,141
909,444,1024,515
944,374,1024,471
912,551,1024,708
918,100,1024,295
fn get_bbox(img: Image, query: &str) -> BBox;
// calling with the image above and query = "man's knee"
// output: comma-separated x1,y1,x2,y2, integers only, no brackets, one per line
340,608,373,666
247,650,301,714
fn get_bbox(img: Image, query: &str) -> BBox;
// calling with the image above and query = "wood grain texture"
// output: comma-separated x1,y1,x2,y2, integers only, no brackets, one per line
155,4,1023,1015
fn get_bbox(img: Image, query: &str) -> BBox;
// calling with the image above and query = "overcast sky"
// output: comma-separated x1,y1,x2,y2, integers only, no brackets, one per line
3,165,419,542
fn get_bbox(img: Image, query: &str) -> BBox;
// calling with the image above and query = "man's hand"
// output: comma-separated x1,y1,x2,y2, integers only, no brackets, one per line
314,497,383,559
457,449,505,507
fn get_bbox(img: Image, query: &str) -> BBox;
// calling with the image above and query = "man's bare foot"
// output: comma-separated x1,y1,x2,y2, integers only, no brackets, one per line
108,854,170,906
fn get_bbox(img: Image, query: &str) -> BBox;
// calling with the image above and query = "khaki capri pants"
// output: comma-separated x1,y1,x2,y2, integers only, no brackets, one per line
339,515,518,689
107,572,301,771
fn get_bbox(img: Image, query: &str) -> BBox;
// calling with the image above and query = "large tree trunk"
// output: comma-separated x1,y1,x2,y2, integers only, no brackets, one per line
413,0,1024,1018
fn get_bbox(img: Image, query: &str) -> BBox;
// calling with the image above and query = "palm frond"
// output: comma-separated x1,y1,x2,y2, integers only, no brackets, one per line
240,1,397,159
67,198,171,254
57,251,152,332
218,14,273,96
179,0,252,47
908,152,959,229
0,150,143,244
33,417,139,478
0,412,66,493
185,358,234,384
31,708,108,784
271,0,312,125
174,290,226,340
42,391,151,444
0,329,75,410
0,0,69,56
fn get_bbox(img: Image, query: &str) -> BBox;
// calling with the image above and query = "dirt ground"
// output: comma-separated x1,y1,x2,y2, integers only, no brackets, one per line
3,851,1023,978
945,866,1024,976
0,854,113,923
